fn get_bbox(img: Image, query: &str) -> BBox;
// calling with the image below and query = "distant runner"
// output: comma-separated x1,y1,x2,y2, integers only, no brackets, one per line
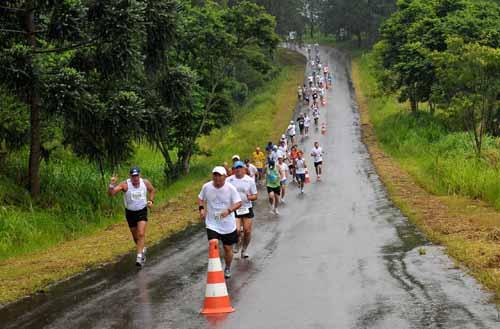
266,161,282,215
227,161,258,258
277,156,289,203
108,167,156,267
312,106,320,126
304,113,311,137
252,147,266,183
297,113,305,140
198,166,242,278
295,152,307,194
287,120,296,145
311,141,324,181
245,159,258,182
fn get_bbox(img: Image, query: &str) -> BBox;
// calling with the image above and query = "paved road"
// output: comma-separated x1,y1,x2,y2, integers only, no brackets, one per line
1,47,498,329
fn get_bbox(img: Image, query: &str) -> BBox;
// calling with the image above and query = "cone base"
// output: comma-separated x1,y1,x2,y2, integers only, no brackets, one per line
201,307,235,315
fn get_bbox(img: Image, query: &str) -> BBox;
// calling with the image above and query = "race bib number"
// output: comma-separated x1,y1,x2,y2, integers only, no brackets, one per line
214,211,223,221
131,191,144,201
236,207,250,216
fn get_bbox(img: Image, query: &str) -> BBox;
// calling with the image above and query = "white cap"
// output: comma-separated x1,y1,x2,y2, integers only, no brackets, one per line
212,166,227,176
281,134,286,139
231,154,240,161
290,120,294,124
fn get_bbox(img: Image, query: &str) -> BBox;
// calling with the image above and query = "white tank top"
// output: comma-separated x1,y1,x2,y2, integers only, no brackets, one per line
124,178,147,211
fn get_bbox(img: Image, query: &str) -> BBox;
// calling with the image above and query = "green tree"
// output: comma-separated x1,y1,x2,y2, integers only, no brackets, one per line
432,39,500,155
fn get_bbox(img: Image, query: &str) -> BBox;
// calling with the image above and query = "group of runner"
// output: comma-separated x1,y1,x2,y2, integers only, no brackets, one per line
108,44,328,279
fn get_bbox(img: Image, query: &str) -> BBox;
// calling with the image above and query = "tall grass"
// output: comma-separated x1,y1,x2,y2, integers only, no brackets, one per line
357,53,500,209
0,49,305,261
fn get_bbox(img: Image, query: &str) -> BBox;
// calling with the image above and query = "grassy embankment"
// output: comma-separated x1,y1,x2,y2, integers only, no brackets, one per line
352,52,500,303
0,48,306,305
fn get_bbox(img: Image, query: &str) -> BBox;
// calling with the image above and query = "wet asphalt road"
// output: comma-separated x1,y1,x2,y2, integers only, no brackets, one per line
1,47,499,329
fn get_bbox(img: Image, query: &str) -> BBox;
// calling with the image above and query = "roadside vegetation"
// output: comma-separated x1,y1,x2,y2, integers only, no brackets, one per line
0,48,306,304
0,0,282,260
346,0,500,302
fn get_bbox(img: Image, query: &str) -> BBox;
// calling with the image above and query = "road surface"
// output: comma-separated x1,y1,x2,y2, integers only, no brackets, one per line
1,47,498,329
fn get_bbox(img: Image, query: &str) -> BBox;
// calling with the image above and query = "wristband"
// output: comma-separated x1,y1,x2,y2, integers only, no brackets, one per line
199,205,204,211
148,200,154,204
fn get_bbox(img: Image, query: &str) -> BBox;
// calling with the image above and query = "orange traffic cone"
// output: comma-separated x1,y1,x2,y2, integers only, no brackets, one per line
305,169,311,184
201,239,235,315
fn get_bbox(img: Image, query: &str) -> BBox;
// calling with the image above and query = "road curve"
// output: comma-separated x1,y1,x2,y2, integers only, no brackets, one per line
0,47,498,329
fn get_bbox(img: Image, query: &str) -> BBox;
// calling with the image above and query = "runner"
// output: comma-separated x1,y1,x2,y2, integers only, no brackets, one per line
227,161,258,258
287,120,296,145
252,147,266,183
289,145,299,182
320,87,326,106
278,139,287,160
311,141,324,181
323,64,329,78
304,113,311,137
108,167,156,267
230,155,240,175
277,156,289,202
297,85,302,101
245,159,258,183
297,113,305,140
198,166,242,278
328,72,333,87
266,160,282,215
308,75,313,88
295,152,307,194
312,106,320,126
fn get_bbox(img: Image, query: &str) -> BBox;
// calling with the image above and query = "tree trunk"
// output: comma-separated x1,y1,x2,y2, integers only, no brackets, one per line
25,6,41,198
357,32,362,48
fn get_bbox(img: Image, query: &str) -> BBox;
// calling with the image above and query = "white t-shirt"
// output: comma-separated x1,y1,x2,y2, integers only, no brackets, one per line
247,163,258,178
304,116,311,127
279,163,288,181
311,146,323,163
198,182,242,234
308,76,313,82
226,175,257,209
296,158,306,174
287,124,296,136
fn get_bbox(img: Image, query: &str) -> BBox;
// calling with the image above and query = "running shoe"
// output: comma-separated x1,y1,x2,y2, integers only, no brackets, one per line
301,188,304,194
224,267,232,279
142,247,147,263
233,242,240,254
241,250,249,259
274,208,280,215
136,253,144,267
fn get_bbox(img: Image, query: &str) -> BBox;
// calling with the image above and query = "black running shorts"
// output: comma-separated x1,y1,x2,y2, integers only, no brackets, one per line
125,207,148,228
206,229,238,246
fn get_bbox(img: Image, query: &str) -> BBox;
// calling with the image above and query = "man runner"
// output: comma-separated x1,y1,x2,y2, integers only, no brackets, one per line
297,113,305,140
287,120,296,145
266,161,282,215
227,161,258,258
304,113,311,137
295,152,307,194
277,156,289,203
311,141,324,181
108,167,156,267
198,166,242,278
252,147,266,183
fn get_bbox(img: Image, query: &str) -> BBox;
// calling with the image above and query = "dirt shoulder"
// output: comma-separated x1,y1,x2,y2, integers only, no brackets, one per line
351,59,500,304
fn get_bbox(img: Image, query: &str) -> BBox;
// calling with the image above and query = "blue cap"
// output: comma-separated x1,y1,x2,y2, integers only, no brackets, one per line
129,167,140,176
233,161,245,169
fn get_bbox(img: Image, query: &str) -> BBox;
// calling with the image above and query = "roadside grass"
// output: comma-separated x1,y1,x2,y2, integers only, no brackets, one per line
358,53,500,210
352,53,500,303
0,48,306,305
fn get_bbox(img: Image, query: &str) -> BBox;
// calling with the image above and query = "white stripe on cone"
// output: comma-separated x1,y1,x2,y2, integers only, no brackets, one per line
205,283,229,298
208,258,223,272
